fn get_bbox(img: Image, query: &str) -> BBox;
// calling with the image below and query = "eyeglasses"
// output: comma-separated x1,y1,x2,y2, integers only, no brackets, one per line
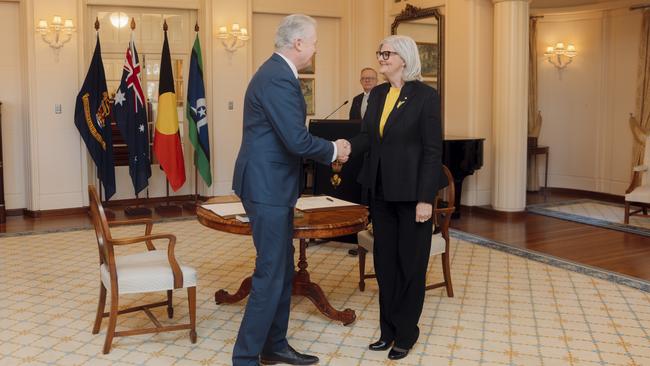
376,50,399,60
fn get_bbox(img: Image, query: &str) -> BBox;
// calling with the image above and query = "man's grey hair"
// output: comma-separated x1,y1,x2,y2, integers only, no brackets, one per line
379,35,422,81
275,14,317,51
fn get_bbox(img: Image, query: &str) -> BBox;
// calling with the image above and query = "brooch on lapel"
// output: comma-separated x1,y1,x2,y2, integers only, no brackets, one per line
397,96,408,109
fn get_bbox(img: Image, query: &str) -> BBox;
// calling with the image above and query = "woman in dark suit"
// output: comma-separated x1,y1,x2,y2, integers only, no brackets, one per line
348,35,443,360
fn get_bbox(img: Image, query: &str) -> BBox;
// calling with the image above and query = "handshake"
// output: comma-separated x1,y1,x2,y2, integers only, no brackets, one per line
334,139,351,163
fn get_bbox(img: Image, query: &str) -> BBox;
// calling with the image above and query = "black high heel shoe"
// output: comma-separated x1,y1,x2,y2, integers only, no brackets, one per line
368,339,392,351
387,347,409,360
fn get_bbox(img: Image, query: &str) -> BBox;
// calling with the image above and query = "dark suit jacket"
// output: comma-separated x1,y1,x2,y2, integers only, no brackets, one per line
232,53,334,207
349,80,443,203
348,92,364,120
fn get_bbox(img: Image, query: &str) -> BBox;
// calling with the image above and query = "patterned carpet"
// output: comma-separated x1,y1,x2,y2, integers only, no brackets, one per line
527,199,650,237
1,220,649,365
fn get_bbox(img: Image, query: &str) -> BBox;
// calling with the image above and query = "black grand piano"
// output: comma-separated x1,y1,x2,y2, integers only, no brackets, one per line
442,136,485,218
308,120,484,219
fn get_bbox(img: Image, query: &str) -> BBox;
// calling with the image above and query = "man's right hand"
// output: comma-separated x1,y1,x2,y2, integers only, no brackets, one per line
335,139,351,163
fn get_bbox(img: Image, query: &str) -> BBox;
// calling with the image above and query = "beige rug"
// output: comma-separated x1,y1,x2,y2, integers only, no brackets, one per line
1,220,649,365
528,199,650,237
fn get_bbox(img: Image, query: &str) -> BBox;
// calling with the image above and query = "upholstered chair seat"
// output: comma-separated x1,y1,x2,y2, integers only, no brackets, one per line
357,230,447,256
99,250,197,295
625,182,650,203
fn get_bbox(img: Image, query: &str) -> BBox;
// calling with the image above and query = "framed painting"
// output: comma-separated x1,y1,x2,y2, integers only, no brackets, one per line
299,78,315,116
417,42,438,78
299,55,315,74
423,79,438,90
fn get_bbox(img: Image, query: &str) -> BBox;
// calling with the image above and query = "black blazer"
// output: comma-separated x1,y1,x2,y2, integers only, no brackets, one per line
348,92,364,120
349,80,442,203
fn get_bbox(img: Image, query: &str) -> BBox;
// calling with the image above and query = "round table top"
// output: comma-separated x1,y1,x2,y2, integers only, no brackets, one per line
196,196,369,239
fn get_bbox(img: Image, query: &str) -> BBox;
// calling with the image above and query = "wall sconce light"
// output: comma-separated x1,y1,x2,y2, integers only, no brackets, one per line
36,16,75,60
544,42,577,70
216,23,249,52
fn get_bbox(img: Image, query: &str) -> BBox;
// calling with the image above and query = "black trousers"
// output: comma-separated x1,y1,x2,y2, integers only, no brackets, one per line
370,193,433,349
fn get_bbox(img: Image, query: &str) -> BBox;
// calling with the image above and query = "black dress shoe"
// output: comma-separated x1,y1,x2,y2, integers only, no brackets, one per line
388,347,409,360
368,339,392,351
260,345,319,365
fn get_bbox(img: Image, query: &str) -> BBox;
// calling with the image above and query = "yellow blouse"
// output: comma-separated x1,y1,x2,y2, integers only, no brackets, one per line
379,87,401,137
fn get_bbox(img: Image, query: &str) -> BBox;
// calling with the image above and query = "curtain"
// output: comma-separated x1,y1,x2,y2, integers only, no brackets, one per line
527,17,543,191
628,10,650,193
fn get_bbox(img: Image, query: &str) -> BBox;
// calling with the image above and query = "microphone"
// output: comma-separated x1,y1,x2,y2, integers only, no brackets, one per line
323,100,349,120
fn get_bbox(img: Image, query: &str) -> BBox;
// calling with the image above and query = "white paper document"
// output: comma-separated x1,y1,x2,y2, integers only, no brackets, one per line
295,196,359,211
201,202,246,217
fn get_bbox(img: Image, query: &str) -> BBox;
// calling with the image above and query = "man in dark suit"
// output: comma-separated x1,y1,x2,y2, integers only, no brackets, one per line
232,14,350,366
349,67,378,120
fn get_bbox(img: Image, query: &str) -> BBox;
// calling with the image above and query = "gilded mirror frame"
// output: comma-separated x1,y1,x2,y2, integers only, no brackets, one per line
391,4,444,127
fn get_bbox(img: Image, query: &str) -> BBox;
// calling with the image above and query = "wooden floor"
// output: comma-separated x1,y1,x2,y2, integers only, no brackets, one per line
2,192,649,283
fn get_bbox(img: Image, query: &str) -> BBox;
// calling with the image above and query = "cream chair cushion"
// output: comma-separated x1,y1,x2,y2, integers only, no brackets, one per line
626,184,650,203
100,250,197,294
357,230,446,256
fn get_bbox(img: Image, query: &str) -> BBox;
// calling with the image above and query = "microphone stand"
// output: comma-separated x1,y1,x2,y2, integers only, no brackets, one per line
322,100,349,120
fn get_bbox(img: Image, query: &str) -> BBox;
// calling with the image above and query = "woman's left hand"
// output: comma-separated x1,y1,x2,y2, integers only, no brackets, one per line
415,202,433,223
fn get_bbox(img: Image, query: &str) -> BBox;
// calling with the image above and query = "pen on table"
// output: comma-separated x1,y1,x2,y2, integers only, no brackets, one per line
325,197,334,202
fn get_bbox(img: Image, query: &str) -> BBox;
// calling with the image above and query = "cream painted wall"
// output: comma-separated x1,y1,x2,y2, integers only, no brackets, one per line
23,0,85,210
537,8,639,195
349,0,384,111
252,13,342,120
0,2,26,210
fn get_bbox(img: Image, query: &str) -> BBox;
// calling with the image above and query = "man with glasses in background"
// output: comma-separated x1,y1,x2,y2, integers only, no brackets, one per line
349,67,379,120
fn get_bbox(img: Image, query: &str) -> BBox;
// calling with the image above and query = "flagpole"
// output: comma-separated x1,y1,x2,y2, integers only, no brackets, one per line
86,17,117,219
183,21,202,214
123,17,152,218
154,19,183,217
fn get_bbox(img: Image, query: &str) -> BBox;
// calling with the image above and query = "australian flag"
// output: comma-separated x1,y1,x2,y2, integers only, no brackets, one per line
74,34,115,200
113,34,151,195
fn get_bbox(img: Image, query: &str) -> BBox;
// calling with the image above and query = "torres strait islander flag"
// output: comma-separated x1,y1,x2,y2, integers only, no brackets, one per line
153,24,186,191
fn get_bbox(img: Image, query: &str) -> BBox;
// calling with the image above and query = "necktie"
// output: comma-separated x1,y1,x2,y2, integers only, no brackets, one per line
360,93,369,118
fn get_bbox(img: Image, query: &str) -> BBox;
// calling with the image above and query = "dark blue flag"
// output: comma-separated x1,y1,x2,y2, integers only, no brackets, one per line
113,34,151,195
74,34,115,200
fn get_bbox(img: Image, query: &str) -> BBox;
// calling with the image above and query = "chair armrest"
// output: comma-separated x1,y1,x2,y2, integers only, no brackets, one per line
110,233,184,288
111,233,175,246
633,165,648,172
108,218,154,249
434,207,455,215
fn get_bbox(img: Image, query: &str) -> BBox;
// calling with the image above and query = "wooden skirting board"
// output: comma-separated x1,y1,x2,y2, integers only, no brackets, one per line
17,195,209,218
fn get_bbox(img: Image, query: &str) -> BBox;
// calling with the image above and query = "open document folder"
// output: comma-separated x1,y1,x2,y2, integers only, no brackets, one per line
201,202,246,218
295,196,359,211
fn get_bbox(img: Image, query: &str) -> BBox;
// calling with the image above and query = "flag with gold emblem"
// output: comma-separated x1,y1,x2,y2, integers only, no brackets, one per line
74,33,116,200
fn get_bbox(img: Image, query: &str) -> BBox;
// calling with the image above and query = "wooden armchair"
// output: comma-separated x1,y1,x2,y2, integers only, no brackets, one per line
88,185,197,354
625,135,650,224
356,165,455,297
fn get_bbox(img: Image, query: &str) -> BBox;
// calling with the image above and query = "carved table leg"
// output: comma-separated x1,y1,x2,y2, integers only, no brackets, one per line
214,239,357,326
291,239,356,325
214,276,252,304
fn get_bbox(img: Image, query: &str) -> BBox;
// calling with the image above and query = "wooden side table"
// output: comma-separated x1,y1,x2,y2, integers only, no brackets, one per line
528,145,549,191
196,197,369,325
